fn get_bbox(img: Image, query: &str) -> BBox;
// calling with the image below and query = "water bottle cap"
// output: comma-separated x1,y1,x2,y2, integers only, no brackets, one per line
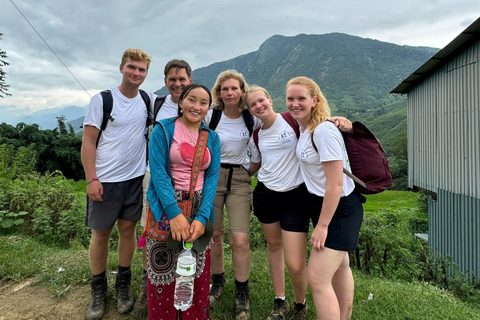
184,242,192,249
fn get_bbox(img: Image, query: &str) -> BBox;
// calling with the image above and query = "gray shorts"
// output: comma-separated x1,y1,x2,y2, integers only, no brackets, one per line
85,175,144,231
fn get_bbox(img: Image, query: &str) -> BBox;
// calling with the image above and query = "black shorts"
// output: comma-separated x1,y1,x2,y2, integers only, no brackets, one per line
306,191,365,251
85,175,144,231
253,182,310,232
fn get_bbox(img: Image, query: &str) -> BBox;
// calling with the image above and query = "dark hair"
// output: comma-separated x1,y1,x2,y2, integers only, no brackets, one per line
177,84,212,117
164,59,192,78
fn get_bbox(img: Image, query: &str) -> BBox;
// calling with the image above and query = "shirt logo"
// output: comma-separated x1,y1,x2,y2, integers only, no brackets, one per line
240,129,249,140
278,130,294,144
301,148,309,162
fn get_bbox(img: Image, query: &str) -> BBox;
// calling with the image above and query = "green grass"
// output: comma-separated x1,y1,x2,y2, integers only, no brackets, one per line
1,231,480,319
363,190,419,212
353,273,480,319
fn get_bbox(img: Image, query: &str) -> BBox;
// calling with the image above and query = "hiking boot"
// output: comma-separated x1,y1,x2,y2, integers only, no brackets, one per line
267,298,290,320
290,301,307,320
235,284,250,320
86,275,107,320
132,272,148,315
115,270,134,314
209,273,225,308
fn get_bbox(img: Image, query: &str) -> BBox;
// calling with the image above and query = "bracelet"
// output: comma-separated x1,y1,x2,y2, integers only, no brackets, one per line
87,178,100,185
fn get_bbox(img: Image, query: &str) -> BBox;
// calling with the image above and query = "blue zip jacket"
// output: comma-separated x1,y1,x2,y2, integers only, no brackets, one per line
147,117,221,226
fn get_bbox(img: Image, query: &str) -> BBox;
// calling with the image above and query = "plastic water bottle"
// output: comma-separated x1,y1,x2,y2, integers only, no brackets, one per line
174,242,196,311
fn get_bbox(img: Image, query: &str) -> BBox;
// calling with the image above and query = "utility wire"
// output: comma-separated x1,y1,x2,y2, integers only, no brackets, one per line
9,0,91,98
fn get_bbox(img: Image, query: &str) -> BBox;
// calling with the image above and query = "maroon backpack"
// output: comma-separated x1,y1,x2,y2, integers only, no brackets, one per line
313,121,392,194
253,111,299,150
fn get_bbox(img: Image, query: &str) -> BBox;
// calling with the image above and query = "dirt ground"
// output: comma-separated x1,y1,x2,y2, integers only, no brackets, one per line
0,279,139,320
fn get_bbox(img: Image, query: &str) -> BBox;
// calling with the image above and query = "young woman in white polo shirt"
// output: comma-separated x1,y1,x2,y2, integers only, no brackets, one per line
245,86,310,320
286,76,364,320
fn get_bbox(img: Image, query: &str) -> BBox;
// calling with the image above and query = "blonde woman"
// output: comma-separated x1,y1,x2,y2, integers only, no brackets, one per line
246,86,352,320
203,70,261,320
286,77,364,320
245,86,309,320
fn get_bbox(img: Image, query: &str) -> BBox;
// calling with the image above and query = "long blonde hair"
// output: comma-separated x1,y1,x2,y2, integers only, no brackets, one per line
211,70,249,111
286,76,330,133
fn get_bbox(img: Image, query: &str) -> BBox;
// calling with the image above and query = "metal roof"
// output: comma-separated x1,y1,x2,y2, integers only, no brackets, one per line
391,17,480,94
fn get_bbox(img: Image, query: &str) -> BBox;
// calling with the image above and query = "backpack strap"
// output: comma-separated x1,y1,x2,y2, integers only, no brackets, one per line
209,108,254,137
254,112,298,152
139,89,152,127
153,95,167,123
253,127,261,151
97,90,114,147
310,131,317,152
242,109,254,137
310,121,366,189
209,109,222,130
280,111,300,138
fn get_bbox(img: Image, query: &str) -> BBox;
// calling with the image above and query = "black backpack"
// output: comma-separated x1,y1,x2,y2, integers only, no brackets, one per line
97,89,150,147
208,109,254,136
152,95,167,124
97,90,166,147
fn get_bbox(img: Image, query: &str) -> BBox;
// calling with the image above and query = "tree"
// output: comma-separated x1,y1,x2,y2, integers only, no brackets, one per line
0,33,10,98
0,120,84,180
390,130,408,190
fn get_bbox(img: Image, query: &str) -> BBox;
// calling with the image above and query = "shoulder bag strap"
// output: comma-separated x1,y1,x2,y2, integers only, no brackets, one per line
188,129,209,196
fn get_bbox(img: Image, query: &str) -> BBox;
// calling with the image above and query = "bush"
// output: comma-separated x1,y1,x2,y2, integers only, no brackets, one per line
352,208,423,280
0,169,89,247
351,205,480,305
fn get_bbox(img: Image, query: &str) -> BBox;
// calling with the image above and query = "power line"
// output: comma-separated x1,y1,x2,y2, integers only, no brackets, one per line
9,0,91,98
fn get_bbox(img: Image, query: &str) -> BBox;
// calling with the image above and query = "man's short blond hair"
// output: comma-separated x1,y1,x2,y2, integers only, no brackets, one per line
121,48,152,69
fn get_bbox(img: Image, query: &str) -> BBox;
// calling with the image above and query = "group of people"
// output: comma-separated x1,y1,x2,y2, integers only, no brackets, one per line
81,48,364,320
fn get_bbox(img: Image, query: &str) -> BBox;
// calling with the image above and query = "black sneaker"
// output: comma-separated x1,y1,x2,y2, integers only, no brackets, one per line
235,284,250,320
115,270,134,314
209,273,225,308
267,298,290,320
132,272,148,315
86,275,107,320
290,301,307,320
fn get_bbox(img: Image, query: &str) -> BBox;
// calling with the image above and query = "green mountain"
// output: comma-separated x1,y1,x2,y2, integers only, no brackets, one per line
155,33,437,154
155,32,436,117
348,99,408,155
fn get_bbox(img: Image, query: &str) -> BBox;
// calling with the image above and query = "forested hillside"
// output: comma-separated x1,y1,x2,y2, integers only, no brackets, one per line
156,32,436,116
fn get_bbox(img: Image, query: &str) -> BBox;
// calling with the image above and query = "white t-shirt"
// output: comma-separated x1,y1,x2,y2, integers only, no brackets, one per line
203,109,261,166
251,114,303,192
296,121,355,197
83,87,155,182
155,95,178,120
146,95,179,172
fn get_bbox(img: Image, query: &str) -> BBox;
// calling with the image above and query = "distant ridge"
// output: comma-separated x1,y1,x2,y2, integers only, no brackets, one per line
11,105,87,130
156,32,437,114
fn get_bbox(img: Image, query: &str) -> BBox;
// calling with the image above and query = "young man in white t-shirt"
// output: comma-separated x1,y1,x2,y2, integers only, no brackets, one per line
81,48,153,320
133,59,193,315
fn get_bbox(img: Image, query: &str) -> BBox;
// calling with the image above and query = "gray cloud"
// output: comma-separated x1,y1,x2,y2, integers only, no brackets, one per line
0,0,479,112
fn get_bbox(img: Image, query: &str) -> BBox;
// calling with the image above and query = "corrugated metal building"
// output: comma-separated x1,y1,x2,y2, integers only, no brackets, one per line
392,17,480,277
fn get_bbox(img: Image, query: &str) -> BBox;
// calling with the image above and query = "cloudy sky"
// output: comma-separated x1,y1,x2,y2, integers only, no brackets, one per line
0,0,479,115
